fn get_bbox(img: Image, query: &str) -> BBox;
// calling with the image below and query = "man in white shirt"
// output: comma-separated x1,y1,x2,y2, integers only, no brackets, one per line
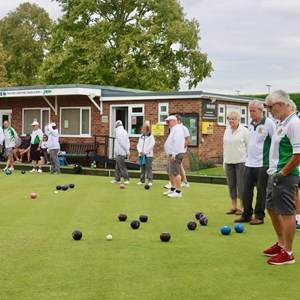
111,120,130,184
235,100,276,225
163,115,185,198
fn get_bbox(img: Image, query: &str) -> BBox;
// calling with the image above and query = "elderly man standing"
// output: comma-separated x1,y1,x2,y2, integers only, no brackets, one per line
235,100,276,225
164,115,185,198
263,90,300,265
111,120,130,184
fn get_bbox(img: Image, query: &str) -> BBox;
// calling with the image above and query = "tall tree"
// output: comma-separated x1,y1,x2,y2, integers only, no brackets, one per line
40,0,213,91
0,2,53,86
0,43,8,87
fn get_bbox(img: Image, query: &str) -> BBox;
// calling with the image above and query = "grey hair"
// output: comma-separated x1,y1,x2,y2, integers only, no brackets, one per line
227,110,240,120
265,89,291,106
248,100,264,112
290,100,296,112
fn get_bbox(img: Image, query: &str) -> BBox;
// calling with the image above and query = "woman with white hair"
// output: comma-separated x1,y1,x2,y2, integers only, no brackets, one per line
223,110,248,215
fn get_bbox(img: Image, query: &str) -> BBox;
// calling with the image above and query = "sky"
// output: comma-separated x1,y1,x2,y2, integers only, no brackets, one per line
1,0,300,95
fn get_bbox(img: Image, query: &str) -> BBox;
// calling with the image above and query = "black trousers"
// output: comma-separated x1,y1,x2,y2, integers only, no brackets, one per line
242,166,269,220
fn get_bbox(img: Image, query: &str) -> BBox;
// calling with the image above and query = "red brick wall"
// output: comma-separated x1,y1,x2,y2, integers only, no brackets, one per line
0,95,248,170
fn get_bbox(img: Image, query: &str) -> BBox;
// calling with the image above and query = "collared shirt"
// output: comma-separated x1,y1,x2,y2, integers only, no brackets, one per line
223,124,248,164
164,124,185,156
245,116,276,168
268,113,300,176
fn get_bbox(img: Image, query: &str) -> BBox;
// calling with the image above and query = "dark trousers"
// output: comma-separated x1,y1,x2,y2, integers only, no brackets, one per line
242,166,269,220
139,157,154,183
115,155,129,181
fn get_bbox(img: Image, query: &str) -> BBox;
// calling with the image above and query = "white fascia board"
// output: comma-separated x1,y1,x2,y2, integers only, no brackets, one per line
0,87,101,98
100,94,253,103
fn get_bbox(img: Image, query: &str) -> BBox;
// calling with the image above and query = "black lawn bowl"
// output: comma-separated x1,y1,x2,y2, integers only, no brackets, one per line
56,185,62,190
118,213,127,222
130,220,140,229
139,214,148,223
72,230,82,241
160,232,171,242
144,184,150,190
187,221,197,230
62,184,69,191
21,170,26,174
69,183,75,189
195,211,204,220
199,216,208,226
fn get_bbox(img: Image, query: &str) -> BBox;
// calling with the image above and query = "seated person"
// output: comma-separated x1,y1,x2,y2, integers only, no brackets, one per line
14,133,31,163
40,134,50,165
13,136,24,163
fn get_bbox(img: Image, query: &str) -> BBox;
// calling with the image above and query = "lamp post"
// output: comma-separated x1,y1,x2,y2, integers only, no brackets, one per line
266,84,271,94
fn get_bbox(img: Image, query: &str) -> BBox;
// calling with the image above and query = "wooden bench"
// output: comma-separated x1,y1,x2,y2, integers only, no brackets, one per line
59,143,99,166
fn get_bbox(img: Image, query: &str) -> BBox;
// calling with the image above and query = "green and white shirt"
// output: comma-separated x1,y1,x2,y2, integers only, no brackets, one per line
245,117,276,168
31,129,43,145
3,127,17,148
268,113,300,176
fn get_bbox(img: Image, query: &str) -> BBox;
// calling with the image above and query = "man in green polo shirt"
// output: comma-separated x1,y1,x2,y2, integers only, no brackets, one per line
263,90,300,265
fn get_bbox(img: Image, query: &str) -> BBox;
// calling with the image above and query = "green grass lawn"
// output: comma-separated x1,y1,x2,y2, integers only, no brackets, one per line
0,171,299,299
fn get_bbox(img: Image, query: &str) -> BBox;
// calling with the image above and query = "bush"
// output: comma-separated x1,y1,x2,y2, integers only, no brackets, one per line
199,159,216,169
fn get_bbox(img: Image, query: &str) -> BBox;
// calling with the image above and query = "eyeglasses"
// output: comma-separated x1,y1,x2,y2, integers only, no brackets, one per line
267,102,282,110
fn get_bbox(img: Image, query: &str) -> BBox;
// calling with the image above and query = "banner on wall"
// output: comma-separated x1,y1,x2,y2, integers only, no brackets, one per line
202,122,214,134
151,124,165,136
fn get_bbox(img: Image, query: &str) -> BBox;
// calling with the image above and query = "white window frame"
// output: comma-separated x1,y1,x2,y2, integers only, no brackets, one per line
158,103,169,124
128,104,145,136
60,107,91,137
218,104,248,126
217,104,226,125
22,108,50,135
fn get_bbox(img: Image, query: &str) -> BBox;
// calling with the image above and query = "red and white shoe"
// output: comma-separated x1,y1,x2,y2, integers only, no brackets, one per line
267,249,295,265
263,242,283,257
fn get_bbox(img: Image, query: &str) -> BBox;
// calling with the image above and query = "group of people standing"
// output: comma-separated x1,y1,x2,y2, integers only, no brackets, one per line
111,114,190,198
0,120,61,175
223,89,300,265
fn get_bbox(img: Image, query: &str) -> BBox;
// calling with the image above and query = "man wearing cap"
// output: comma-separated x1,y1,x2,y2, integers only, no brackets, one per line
45,122,61,174
30,121,44,173
111,120,130,184
164,115,185,197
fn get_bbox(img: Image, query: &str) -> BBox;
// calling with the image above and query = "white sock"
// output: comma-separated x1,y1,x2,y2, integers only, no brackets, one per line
286,250,292,256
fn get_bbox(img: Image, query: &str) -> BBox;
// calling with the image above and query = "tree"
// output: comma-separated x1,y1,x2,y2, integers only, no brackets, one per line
40,0,213,91
0,43,8,87
0,2,53,86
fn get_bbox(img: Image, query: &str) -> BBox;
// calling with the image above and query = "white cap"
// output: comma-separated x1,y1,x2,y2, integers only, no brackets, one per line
165,115,177,121
51,122,56,127
116,120,123,126
31,121,39,126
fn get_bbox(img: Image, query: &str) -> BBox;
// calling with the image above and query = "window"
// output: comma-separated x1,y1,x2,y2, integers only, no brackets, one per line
158,103,169,123
218,104,226,125
129,105,144,135
218,104,248,126
23,108,50,134
60,107,91,136
240,106,247,125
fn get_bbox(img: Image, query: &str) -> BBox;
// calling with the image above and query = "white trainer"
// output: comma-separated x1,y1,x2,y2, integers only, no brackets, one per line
124,181,130,185
181,182,190,188
110,180,120,184
164,182,172,189
9,167,14,171
137,182,144,185
37,168,43,173
163,189,175,196
168,192,182,198
148,182,153,186
30,168,38,173
2,167,7,172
